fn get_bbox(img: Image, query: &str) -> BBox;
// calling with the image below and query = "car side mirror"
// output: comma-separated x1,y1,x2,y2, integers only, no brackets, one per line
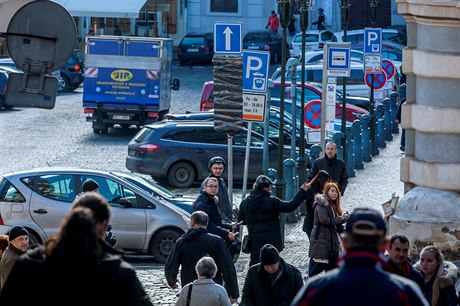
119,198,132,208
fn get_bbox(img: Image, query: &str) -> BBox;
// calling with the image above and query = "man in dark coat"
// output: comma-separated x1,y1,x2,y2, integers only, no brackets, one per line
193,177,236,241
238,175,308,266
291,208,428,306
241,244,303,306
386,234,425,292
164,211,239,304
307,141,348,195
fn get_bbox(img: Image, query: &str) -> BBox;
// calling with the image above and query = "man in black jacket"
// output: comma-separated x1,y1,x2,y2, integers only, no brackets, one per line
241,244,303,306
386,234,425,292
238,175,308,266
307,141,348,195
164,211,239,304
291,208,428,306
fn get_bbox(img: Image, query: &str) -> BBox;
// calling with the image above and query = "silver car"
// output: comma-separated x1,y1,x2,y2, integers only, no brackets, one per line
0,168,190,263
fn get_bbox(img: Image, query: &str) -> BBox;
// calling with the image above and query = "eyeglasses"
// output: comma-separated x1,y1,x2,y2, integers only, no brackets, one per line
206,185,218,188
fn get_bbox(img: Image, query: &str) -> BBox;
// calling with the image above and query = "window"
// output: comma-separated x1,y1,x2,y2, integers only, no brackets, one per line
210,0,238,13
79,175,138,208
0,181,25,203
27,174,75,202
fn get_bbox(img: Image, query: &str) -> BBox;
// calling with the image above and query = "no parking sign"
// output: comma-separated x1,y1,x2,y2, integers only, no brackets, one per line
304,100,322,129
381,59,395,80
364,72,387,90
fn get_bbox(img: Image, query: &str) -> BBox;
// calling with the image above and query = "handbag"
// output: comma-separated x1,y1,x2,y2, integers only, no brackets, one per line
242,234,251,254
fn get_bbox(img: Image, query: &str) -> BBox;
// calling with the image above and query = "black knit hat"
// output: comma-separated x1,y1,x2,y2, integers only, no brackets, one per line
82,179,99,192
9,225,29,241
260,244,280,265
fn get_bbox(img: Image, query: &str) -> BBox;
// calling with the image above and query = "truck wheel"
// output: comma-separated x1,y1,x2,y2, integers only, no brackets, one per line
150,229,181,263
93,127,108,134
167,162,195,188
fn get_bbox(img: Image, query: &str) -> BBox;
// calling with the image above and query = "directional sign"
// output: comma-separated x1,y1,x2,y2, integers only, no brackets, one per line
242,93,266,122
364,72,387,90
242,51,270,93
304,100,322,129
214,22,242,55
381,59,396,80
364,28,382,54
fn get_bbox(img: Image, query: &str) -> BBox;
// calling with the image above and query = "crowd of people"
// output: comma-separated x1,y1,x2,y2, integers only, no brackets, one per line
0,148,458,306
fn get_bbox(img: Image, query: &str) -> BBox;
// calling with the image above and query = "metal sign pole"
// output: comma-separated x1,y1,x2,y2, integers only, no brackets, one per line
241,122,252,199
227,134,233,205
320,44,329,150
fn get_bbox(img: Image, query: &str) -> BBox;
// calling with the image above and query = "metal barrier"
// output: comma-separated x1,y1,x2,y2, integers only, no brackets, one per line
346,127,355,177
390,92,400,133
377,104,386,148
360,114,372,162
383,98,393,141
284,159,299,223
352,120,364,169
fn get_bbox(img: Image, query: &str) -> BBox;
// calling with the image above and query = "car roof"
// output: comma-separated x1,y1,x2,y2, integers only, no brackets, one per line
2,167,119,178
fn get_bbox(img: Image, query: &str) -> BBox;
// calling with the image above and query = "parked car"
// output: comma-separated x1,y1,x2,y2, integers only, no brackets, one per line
243,30,288,64
300,49,364,65
0,168,190,263
332,28,407,46
125,120,298,188
0,49,84,92
177,32,214,66
289,30,334,57
0,66,22,109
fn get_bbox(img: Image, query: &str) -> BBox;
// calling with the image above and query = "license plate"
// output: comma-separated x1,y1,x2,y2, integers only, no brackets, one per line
187,48,199,52
113,115,130,120
248,46,258,49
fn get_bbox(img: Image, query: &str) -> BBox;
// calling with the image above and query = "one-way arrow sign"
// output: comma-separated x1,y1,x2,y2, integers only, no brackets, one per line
214,22,242,55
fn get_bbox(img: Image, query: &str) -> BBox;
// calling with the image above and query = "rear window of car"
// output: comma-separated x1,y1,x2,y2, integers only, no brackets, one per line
305,34,319,42
163,128,227,144
0,179,25,203
181,37,206,45
134,127,155,142
243,33,270,43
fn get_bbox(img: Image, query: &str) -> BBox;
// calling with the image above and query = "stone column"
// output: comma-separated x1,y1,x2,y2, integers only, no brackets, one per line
390,0,460,259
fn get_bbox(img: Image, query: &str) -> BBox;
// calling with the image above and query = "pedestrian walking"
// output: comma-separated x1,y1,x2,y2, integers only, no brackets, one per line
238,175,308,266
312,8,326,30
307,141,348,196
200,156,233,222
288,14,297,36
265,11,279,32
385,234,425,291
176,256,232,306
165,211,239,303
0,193,153,306
396,99,406,152
301,170,332,239
291,207,429,306
413,246,459,306
308,182,349,277
0,225,29,291
241,244,303,306
193,177,236,241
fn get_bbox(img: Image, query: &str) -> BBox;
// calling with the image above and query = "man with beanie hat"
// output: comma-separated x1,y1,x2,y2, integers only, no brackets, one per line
291,208,428,306
241,244,303,305
0,226,29,290
82,179,99,193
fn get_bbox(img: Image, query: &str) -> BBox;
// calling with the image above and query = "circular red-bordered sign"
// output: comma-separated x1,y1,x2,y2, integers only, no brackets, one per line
382,59,395,80
364,72,387,90
304,100,322,129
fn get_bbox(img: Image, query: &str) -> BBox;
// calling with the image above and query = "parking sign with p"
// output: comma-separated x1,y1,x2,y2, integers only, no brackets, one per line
242,51,270,93
364,28,382,54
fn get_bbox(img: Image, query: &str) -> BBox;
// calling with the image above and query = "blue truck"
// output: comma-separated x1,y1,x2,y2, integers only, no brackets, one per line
83,36,179,134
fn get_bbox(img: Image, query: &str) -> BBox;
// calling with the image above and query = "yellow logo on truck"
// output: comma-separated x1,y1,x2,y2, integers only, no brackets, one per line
111,70,132,82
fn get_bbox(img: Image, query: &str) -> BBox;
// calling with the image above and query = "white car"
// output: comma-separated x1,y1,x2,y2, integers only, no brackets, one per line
300,49,365,65
289,30,334,58
332,28,407,46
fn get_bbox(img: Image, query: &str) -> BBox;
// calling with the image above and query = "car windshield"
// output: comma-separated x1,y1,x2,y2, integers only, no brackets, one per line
182,37,206,44
111,172,178,198
244,33,270,43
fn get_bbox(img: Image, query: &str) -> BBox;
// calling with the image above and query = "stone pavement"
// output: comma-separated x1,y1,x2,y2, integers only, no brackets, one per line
134,132,405,305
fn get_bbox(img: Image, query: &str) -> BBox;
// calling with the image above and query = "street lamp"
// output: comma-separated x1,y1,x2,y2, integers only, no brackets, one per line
274,0,290,200
297,0,311,188
369,0,378,27
338,0,351,162
368,0,379,155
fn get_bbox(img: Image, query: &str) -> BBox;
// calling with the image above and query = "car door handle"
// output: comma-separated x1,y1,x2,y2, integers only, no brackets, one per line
33,209,48,214
195,149,205,153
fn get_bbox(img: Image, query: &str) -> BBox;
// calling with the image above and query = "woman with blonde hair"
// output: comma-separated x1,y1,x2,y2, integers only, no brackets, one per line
414,246,459,306
308,182,349,277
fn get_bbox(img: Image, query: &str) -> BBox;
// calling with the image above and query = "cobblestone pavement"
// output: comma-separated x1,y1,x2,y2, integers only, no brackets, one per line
133,132,406,305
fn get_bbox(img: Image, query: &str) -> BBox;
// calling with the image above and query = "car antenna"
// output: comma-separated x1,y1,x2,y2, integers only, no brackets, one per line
46,161,52,167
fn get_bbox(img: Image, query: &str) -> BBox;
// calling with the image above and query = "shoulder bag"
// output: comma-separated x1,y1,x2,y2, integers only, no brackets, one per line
186,283,193,306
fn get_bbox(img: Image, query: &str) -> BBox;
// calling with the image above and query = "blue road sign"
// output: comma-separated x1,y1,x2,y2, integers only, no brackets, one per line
214,22,242,55
364,28,382,54
327,47,350,70
242,51,270,93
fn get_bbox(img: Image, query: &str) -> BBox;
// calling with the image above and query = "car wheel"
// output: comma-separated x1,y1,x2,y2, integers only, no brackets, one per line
167,162,196,188
57,76,69,92
150,229,181,263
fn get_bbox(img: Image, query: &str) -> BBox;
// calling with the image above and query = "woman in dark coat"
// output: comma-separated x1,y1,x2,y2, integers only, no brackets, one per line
308,182,348,277
301,170,331,239
238,175,308,267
